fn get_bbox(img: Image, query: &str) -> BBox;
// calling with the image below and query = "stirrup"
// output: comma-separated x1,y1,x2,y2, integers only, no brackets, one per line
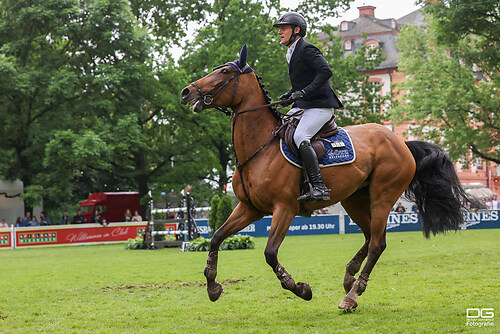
297,184,330,202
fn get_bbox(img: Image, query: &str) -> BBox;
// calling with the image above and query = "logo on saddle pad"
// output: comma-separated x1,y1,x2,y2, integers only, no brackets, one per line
280,128,356,168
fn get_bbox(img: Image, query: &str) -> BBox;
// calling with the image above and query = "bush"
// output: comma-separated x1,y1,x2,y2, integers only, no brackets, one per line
208,195,220,236
216,194,233,231
125,237,143,250
185,235,254,252
185,236,211,252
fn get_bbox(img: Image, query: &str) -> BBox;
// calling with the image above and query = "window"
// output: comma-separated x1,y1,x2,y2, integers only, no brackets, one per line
364,40,380,60
340,21,348,31
344,39,352,50
476,158,483,170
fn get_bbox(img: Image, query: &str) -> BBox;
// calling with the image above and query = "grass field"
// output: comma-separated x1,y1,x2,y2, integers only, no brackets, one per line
1,229,499,333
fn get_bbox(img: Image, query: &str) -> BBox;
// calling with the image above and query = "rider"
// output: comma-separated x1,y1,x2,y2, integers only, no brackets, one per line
274,12,343,202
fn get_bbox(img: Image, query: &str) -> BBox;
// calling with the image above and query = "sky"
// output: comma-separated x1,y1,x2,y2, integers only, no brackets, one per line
281,0,422,24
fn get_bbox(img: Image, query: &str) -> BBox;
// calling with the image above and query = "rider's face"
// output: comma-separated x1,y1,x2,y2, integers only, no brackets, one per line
277,25,293,45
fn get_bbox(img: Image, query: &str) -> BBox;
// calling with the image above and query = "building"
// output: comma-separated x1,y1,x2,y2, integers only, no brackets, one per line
320,5,499,199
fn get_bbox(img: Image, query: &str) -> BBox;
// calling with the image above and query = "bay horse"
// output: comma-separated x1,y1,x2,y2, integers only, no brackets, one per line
180,46,470,311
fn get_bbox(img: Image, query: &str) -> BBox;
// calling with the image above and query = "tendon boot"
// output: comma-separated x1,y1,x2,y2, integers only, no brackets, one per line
297,141,330,202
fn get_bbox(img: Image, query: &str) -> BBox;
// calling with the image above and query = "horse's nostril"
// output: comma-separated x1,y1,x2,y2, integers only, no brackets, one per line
181,87,190,97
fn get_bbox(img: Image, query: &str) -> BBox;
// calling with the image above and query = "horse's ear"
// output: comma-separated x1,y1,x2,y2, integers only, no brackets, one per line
238,44,247,67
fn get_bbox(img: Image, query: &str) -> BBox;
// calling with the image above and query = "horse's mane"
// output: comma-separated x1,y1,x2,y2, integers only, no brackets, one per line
254,73,282,122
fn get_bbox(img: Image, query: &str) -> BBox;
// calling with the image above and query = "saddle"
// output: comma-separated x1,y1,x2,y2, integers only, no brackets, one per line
279,116,339,159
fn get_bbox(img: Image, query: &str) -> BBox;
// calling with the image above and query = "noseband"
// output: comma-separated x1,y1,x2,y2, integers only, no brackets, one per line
190,72,241,116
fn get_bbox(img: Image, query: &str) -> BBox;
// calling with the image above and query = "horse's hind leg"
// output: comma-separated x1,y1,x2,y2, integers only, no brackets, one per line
340,188,371,294
204,202,263,302
264,206,312,300
339,164,412,310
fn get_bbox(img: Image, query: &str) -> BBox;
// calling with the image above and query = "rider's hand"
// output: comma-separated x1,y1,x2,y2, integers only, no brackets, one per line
279,92,292,101
291,90,305,101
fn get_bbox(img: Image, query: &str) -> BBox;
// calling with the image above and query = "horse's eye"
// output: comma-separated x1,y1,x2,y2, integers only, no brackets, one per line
221,68,229,74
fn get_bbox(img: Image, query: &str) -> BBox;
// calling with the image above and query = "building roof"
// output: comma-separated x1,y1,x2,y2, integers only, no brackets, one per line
319,6,425,71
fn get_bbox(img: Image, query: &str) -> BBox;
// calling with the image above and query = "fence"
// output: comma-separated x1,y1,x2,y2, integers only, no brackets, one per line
1,210,498,249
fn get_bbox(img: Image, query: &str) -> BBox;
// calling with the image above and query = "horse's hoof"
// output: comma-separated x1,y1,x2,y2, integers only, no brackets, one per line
338,296,357,311
296,282,313,301
207,282,223,302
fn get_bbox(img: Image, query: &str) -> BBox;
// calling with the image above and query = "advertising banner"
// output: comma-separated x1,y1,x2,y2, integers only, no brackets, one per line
0,229,11,248
14,223,148,248
196,215,340,238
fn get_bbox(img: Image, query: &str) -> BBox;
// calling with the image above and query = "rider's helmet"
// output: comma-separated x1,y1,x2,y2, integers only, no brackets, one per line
273,12,307,38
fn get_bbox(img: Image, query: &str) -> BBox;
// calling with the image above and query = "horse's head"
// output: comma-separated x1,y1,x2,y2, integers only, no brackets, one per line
180,45,253,113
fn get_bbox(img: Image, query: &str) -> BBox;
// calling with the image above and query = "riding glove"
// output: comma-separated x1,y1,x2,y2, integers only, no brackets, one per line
291,90,306,101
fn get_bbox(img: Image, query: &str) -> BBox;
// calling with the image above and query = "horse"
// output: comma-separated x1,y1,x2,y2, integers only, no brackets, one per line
180,45,470,311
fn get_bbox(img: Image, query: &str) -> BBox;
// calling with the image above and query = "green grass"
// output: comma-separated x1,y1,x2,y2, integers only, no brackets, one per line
0,230,499,333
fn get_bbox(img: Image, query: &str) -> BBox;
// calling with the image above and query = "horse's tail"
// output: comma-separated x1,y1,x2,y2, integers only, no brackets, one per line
404,141,471,238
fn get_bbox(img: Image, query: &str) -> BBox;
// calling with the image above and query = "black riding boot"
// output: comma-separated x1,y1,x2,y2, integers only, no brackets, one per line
297,141,330,202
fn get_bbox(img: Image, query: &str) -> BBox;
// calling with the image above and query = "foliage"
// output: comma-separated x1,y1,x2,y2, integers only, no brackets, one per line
216,194,234,232
185,234,255,252
219,234,255,250
208,195,220,236
0,230,498,332
419,0,499,72
316,29,390,125
184,236,211,252
391,15,499,164
124,237,143,250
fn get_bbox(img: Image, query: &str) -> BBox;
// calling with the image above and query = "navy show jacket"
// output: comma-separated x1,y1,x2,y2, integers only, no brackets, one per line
287,38,343,109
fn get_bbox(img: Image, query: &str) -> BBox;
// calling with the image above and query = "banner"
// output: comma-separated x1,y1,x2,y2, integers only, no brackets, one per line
13,223,148,248
196,215,340,238
0,229,11,248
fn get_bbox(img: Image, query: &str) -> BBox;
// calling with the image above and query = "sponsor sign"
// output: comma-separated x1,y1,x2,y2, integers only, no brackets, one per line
0,232,11,248
196,215,340,238
14,223,148,247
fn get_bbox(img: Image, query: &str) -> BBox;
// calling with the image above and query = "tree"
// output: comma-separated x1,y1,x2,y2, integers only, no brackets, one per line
391,16,499,164
0,0,84,212
420,0,499,72
317,29,390,125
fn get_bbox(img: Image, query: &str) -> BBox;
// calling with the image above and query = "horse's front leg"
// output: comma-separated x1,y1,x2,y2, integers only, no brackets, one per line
204,202,263,302
264,206,312,300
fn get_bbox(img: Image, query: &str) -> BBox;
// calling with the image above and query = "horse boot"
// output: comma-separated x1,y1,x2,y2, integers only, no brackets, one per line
297,140,330,202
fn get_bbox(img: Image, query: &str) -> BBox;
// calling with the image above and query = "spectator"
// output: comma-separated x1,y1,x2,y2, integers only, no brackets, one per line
411,204,419,213
484,197,493,210
28,216,40,226
40,212,52,226
122,209,132,222
0,219,8,228
15,217,23,227
72,210,86,224
60,211,70,225
22,211,31,226
492,195,499,210
91,209,108,225
131,210,142,222
395,203,406,213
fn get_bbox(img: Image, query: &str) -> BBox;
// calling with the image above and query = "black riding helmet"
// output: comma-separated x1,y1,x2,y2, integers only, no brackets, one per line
273,12,307,46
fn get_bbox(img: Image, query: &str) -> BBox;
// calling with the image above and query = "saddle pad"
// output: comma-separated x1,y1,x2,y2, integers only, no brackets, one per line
280,128,356,168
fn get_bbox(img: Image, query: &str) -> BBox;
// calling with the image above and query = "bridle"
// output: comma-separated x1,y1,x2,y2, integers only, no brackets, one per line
190,72,241,116
189,68,294,210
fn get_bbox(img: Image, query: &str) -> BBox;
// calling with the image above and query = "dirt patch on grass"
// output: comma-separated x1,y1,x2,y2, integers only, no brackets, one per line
100,278,245,292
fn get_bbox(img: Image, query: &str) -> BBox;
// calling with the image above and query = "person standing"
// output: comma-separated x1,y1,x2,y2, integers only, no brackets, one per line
40,212,52,225
72,210,86,224
274,12,343,202
60,211,70,225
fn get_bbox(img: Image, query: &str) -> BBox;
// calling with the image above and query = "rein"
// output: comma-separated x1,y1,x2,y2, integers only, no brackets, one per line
192,71,296,209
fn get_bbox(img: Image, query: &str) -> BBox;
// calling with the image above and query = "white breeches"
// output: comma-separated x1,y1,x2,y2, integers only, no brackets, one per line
287,107,335,148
